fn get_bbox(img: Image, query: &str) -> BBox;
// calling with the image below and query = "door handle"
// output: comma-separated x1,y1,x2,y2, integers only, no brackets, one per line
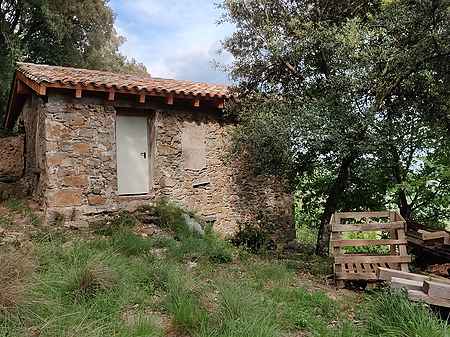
140,152,147,159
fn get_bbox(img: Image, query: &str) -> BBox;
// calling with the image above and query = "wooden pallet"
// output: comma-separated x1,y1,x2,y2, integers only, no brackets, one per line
331,211,411,288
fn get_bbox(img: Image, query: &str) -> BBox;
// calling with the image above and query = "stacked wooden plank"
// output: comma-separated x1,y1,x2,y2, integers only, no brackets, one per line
407,222,450,261
330,211,411,288
408,228,450,246
378,267,450,308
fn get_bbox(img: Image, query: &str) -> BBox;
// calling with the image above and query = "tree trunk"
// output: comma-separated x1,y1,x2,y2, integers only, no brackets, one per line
390,147,412,221
398,188,412,221
315,154,355,256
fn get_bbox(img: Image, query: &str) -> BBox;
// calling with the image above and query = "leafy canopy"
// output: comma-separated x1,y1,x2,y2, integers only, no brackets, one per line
0,0,148,124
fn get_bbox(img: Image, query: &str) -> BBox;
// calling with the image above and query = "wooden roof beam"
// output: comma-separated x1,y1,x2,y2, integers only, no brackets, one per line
16,72,46,96
193,97,200,108
75,87,82,98
217,98,225,109
16,80,32,95
108,89,115,101
165,94,174,105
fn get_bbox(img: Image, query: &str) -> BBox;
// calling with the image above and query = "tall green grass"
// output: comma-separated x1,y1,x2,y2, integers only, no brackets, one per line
364,290,450,337
1,201,449,337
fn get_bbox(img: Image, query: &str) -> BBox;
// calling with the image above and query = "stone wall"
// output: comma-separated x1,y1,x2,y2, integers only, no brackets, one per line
32,93,294,241
0,134,24,179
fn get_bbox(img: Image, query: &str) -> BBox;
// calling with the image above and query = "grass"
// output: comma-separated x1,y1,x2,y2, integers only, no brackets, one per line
0,246,34,313
1,202,449,337
364,290,450,337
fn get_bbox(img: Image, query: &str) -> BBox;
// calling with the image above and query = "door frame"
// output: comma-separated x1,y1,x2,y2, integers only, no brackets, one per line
115,109,155,196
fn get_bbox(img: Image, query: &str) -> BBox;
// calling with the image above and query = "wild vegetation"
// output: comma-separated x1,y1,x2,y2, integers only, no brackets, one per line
220,0,450,255
0,200,448,337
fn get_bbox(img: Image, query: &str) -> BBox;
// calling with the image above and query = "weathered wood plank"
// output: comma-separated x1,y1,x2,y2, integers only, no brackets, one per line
331,239,407,247
391,277,423,291
332,222,405,232
335,211,391,219
377,267,429,282
335,255,411,264
408,290,450,308
335,272,378,280
423,280,450,300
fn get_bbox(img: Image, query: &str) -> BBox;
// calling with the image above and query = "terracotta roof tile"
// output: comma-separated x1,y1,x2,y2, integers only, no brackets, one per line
17,63,231,99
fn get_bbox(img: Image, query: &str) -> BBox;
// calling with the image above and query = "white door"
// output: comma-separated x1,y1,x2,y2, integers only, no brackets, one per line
116,115,149,195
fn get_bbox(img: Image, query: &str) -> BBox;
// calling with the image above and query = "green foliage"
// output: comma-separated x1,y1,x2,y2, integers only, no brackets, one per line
364,290,450,337
117,317,163,337
231,222,271,253
2,198,41,226
0,0,148,125
344,232,390,255
270,287,340,333
167,228,233,264
145,200,234,263
111,229,154,257
220,0,450,253
165,274,209,334
90,211,137,236
1,224,449,337
151,199,193,238
284,253,333,277
64,259,118,302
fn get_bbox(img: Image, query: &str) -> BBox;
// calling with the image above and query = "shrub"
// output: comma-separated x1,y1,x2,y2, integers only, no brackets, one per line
231,222,272,253
0,247,34,313
169,229,233,264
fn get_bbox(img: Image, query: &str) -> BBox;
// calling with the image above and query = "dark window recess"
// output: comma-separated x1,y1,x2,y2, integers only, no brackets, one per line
204,215,217,227
192,180,210,188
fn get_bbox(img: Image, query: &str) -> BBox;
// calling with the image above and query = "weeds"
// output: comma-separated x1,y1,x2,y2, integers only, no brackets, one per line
151,199,193,238
201,283,281,337
90,211,137,236
231,222,271,253
167,229,233,264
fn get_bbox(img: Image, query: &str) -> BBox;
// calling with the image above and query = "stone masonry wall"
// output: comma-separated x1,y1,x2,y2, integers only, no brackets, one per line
0,134,24,178
37,93,294,240
152,110,294,239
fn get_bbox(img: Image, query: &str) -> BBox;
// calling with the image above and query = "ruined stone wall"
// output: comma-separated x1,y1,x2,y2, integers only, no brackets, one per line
0,134,24,179
37,93,294,240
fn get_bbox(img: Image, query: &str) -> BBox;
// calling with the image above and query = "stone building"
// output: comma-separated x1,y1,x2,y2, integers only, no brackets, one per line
3,63,294,240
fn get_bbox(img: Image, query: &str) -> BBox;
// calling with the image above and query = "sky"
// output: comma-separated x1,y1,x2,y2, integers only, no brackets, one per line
109,0,234,84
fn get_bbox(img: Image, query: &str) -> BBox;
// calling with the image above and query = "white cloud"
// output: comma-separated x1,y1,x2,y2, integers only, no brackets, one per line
110,0,234,83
